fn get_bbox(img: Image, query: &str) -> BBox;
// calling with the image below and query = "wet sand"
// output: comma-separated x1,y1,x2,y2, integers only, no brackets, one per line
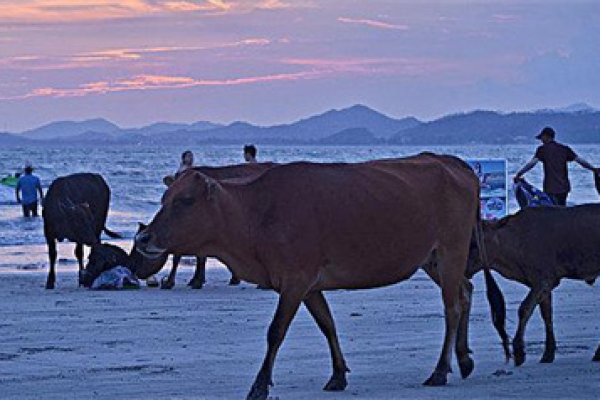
0,252,599,399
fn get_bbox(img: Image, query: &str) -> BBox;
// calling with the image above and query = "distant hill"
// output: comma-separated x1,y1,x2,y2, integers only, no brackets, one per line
257,104,421,141
22,118,121,140
0,132,32,145
125,121,222,136
390,110,600,145
5,103,600,146
318,128,381,145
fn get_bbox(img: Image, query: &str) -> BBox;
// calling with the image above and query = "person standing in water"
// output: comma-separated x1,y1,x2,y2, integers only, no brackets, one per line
514,126,599,206
15,163,44,217
243,145,257,164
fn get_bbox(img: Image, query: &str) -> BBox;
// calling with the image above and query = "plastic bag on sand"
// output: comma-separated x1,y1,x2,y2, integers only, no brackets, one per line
91,266,140,290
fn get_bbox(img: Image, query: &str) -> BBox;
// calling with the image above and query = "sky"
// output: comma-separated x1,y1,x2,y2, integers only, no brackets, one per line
1,0,599,132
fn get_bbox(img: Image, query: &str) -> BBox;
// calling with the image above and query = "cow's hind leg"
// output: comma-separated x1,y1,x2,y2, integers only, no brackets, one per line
422,263,474,379
423,247,466,386
247,283,305,400
45,237,57,290
456,279,474,378
539,292,557,363
187,256,207,289
75,243,84,286
304,291,350,391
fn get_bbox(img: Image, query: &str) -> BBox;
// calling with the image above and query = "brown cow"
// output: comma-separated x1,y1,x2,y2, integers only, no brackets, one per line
135,153,506,399
465,204,600,366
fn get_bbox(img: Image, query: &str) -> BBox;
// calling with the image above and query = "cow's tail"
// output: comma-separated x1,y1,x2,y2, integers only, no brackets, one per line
474,212,511,362
103,226,123,239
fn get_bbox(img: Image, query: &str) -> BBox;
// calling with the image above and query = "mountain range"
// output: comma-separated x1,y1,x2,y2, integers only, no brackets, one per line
2,103,599,146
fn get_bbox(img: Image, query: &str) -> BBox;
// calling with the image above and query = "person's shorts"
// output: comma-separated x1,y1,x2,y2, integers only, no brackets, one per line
22,201,39,217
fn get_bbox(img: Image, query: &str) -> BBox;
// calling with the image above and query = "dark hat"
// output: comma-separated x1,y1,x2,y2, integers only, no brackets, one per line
536,126,555,139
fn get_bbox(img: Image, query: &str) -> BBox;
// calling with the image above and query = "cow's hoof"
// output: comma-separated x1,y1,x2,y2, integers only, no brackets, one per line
513,348,526,367
323,371,348,391
246,383,268,400
540,352,555,363
45,283,55,290
459,357,474,379
188,280,204,289
229,277,241,285
423,371,447,386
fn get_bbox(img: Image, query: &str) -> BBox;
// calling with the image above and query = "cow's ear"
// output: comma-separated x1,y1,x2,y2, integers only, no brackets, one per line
205,178,220,201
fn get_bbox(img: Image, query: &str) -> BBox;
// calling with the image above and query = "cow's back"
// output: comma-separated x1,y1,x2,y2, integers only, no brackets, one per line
494,204,600,282
194,162,274,181
241,153,478,289
43,173,111,240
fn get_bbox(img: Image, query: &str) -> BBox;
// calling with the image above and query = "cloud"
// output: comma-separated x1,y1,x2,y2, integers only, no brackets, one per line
255,1,312,10
1,71,325,100
0,38,273,70
0,0,236,23
0,0,312,23
338,17,409,31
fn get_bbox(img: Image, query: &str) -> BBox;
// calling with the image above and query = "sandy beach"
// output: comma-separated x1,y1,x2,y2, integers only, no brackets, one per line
1,240,599,400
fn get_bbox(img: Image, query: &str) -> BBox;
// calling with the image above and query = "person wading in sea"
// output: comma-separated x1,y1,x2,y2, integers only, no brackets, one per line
514,126,599,206
15,162,44,217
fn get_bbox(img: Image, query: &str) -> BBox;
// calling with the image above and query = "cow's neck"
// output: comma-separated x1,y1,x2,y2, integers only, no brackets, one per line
202,185,270,285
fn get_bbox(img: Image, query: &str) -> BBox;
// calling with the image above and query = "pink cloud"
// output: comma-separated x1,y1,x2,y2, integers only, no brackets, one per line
338,17,409,31
0,0,237,23
0,71,326,100
0,38,273,71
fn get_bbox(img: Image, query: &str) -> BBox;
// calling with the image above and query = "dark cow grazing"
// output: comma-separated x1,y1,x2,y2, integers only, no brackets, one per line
135,153,507,399
466,204,600,366
42,173,121,289
79,243,131,288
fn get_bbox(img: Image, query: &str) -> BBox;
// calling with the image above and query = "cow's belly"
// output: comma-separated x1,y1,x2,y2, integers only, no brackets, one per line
314,260,423,291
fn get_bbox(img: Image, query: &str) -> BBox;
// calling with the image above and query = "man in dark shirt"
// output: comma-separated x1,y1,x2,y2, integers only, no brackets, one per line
514,127,598,206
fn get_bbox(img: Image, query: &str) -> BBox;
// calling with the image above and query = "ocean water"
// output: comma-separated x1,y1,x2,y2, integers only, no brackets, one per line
1,144,599,270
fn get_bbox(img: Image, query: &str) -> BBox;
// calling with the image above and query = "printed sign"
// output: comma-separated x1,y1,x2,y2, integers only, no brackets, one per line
467,159,508,220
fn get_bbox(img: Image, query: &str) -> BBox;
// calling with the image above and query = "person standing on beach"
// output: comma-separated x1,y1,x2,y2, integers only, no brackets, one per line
514,126,599,206
15,163,44,217
243,145,257,163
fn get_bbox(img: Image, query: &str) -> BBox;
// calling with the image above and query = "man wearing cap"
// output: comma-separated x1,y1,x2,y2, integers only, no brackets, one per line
15,163,44,217
514,126,598,206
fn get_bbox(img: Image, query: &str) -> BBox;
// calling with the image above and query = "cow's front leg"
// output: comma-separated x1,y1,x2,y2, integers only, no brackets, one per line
187,256,206,289
247,283,305,400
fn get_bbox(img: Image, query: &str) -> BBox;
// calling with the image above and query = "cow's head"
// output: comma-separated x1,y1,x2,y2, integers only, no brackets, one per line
129,222,169,279
80,243,130,287
134,171,220,279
